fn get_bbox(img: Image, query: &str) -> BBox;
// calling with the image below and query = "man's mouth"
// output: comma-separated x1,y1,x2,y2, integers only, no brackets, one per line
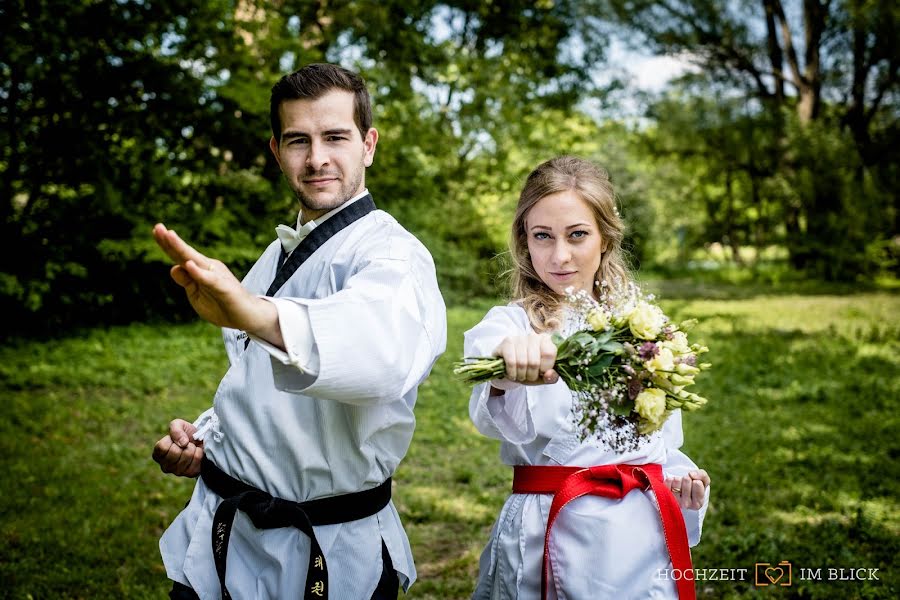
303,173,339,183
304,174,339,187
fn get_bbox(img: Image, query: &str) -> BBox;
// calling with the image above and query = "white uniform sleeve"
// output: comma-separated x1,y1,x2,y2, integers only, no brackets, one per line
250,297,320,376
465,306,537,444
259,237,446,406
190,406,222,443
661,410,709,546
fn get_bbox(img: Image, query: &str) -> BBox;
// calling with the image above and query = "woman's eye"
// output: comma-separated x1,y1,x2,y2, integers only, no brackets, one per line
534,232,550,240
570,230,588,239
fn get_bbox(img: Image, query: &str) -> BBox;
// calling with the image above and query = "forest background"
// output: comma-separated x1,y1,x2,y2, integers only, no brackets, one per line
4,0,897,327
2,1,898,598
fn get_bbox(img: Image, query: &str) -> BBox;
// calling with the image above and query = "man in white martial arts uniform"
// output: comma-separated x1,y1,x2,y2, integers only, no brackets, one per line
151,63,447,600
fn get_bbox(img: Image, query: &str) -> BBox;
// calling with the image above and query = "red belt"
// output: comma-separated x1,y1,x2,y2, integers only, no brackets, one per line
512,463,695,600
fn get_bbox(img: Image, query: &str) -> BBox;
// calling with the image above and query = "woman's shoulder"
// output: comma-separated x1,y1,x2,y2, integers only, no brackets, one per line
484,302,529,323
463,302,532,338
461,304,528,353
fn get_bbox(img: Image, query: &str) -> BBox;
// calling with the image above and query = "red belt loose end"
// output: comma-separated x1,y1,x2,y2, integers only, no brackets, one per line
512,463,695,600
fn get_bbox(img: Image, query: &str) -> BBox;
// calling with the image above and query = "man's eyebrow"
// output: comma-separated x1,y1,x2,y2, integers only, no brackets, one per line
323,128,353,136
281,128,354,139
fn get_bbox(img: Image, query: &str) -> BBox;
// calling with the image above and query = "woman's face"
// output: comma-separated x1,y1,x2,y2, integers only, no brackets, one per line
525,190,605,297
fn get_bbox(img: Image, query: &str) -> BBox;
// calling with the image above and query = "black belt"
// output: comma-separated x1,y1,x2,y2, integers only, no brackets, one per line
200,457,392,599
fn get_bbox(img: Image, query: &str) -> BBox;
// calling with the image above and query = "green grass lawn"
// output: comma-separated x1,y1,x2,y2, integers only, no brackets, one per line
1,283,897,599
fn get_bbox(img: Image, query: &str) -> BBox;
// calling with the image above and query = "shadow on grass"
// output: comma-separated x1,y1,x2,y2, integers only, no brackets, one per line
643,277,899,301
1,291,897,599
684,325,899,599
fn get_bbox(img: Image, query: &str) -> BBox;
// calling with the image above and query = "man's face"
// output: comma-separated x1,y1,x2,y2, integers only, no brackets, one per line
269,89,378,223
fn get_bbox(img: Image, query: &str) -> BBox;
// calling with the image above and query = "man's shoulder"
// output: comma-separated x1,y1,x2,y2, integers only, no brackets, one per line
367,208,405,232
352,209,432,260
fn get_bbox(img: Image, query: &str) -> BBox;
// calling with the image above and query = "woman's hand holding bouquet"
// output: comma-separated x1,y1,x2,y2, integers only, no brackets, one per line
455,282,711,449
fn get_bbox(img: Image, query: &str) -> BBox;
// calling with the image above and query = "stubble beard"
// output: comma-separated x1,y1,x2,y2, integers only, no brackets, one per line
294,163,365,216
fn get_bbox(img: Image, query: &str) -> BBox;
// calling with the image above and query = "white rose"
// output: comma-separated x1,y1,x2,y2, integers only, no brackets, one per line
628,302,665,340
646,347,676,373
634,388,667,424
586,309,610,332
662,331,691,355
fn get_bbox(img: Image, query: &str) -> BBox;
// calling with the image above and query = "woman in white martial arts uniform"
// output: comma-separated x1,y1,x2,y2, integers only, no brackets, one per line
465,156,710,600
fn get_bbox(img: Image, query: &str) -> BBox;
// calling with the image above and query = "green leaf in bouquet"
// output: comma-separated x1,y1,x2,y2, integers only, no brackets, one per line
585,354,614,375
567,332,596,347
607,397,634,416
599,341,624,353
591,330,613,345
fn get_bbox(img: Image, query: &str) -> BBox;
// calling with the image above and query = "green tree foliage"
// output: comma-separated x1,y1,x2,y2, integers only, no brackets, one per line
2,0,281,330
595,0,899,279
4,1,897,332
633,91,791,267
2,0,615,330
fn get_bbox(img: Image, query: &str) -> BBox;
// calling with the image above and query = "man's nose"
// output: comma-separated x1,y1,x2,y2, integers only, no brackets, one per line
306,140,329,171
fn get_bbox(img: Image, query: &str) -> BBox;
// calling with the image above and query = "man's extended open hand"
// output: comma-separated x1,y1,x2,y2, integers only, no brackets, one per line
153,223,283,346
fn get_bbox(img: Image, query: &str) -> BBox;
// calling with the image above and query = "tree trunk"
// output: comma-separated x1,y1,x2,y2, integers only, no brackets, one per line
797,0,826,123
762,0,786,103
784,202,806,270
769,0,834,270
724,169,745,266
749,174,765,264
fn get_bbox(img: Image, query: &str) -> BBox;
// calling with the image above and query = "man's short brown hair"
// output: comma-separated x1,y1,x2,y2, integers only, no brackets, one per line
270,63,372,142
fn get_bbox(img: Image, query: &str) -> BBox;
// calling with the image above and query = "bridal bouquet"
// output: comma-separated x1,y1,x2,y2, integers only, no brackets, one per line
454,282,710,449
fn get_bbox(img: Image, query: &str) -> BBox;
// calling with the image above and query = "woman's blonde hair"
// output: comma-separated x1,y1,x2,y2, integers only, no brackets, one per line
509,156,631,331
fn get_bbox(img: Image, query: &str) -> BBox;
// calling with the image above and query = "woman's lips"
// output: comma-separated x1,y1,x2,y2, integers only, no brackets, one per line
550,271,577,282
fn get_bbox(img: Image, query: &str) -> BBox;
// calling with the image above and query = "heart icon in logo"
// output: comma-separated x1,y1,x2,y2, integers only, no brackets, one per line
765,567,784,584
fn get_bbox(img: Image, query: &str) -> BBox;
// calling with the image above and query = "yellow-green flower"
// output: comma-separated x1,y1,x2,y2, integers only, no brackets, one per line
675,362,700,375
681,392,708,409
650,373,674,391
678,318,698,331
670,373,695,386
628,302,665,340
638,409,672,434
634,388,667,424
646,347,675,372
586,308,609,332
662,331,691,355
